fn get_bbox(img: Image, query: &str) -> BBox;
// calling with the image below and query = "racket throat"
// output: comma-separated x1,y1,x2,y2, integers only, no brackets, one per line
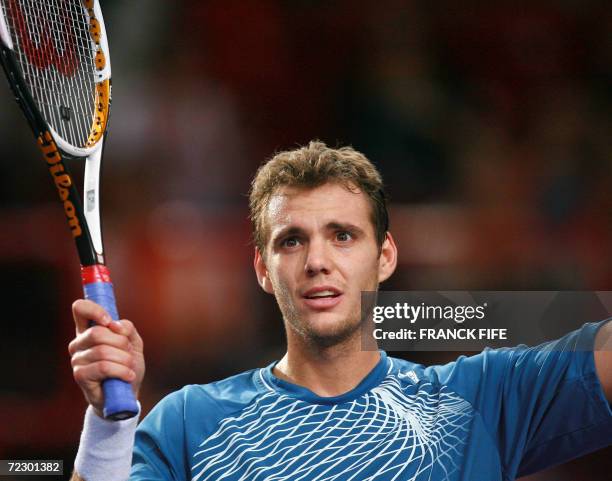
84,143,105,261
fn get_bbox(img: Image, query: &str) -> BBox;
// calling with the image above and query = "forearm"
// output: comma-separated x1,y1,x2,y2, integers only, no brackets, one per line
70,472,84,481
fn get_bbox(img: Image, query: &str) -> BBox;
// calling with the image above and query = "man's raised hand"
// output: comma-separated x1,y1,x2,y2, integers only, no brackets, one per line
68,299,145,417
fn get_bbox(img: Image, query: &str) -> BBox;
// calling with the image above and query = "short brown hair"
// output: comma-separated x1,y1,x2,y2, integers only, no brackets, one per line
249,140,389,254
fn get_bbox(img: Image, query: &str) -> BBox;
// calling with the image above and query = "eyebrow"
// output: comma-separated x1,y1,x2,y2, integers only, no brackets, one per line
327,222,366,235
271,221,366,243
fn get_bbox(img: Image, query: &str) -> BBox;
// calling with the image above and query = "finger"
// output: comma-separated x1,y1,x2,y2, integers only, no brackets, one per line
71,344,134,369
72,299,112,334
108,320,144,352
73,360,136,385
68,325,130,355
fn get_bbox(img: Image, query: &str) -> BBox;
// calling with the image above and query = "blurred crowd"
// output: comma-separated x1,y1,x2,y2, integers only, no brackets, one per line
0,1,610,479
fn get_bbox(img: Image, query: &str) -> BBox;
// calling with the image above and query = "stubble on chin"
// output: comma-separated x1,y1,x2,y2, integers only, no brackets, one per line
282,306,364,351
304,321,362,349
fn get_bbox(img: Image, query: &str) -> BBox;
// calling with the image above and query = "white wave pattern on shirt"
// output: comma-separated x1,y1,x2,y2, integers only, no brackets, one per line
191,374,473,481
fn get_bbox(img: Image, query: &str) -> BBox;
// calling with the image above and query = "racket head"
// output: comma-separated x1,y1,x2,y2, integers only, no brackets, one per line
0,0,113,264
0,0,111,156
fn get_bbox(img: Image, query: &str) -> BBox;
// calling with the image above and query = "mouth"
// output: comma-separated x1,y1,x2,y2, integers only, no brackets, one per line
302,286,343,310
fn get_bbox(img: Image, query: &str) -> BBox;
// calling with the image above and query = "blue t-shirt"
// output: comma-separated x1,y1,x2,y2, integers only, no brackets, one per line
131,321,612,481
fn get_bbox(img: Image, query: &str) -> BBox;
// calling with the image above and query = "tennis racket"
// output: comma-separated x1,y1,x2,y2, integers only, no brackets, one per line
0,0,138,420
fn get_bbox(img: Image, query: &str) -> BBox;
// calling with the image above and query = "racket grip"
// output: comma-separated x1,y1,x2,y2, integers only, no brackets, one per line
81,265,139,421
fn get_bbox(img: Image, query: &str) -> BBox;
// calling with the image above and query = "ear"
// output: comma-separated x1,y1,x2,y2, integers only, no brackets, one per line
378,232,398,283
254,247,275,294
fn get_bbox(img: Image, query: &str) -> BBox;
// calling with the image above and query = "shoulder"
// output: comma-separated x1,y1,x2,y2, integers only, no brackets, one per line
384,349,515,402
385,354,450,390
383,320,609,406
140,367,272,432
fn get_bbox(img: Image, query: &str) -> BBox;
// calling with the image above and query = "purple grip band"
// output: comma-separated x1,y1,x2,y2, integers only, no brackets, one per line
83,281,138,420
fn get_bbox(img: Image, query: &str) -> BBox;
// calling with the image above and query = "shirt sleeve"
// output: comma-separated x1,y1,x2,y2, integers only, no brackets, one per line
130,390,189,481
431,319,612,479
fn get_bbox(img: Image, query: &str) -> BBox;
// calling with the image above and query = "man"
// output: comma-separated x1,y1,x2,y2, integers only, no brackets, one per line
69,141,612,481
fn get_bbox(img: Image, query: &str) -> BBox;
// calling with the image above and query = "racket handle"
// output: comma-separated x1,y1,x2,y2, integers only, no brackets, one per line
81,265,139,421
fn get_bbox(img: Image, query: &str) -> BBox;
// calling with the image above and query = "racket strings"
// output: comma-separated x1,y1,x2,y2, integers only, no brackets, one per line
1,0,99,149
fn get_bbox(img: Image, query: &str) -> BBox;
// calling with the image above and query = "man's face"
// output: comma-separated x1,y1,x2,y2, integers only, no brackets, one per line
255,182,396,348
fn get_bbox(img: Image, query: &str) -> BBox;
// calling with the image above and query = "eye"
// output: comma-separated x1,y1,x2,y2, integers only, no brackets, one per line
281,237,301,248
336,231,353,242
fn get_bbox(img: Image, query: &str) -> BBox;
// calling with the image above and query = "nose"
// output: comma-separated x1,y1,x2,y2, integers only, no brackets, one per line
304,237,331,277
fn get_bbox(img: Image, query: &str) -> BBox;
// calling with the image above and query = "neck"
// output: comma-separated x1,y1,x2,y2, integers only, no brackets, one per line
273,333,381,397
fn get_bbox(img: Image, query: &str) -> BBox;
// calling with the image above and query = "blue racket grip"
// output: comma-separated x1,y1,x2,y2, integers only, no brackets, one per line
82,266,139,421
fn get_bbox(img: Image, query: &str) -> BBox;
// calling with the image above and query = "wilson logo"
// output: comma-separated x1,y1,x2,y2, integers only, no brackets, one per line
8,0,79,76
38,132,82,237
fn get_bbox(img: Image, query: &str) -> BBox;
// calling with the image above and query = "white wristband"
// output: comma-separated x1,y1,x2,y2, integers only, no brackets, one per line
74,404,141,481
